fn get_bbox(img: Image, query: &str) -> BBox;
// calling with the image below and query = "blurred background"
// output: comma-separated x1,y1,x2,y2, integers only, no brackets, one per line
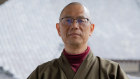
0,0,140,79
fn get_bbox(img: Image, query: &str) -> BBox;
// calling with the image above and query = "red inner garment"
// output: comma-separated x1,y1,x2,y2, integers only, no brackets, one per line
63,46,90,72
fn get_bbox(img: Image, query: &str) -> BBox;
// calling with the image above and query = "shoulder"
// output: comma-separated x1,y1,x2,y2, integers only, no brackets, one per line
37,58,59,73
96,56,119,71
27,58,60,79
96,56,118,65
40,58,58,67
95,56,129,79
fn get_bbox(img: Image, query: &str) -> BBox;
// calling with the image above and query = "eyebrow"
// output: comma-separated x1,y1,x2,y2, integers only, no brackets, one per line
62,16,87,19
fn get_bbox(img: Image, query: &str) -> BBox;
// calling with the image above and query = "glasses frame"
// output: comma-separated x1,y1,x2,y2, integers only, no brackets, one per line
59,17,90,26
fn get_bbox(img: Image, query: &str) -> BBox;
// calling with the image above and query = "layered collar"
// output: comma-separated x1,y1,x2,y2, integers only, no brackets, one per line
57,50,96,79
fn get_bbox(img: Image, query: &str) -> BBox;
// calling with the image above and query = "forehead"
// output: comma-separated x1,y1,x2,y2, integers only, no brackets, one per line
60,4,89,19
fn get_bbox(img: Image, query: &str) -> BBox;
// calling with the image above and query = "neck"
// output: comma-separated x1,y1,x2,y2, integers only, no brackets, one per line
64,44,88,54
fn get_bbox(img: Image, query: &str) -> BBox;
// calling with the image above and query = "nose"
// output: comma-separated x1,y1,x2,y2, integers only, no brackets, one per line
71,20,79,29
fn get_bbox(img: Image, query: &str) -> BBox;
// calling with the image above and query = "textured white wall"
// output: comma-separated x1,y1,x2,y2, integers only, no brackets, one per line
120,62,140,72
0,0,140,79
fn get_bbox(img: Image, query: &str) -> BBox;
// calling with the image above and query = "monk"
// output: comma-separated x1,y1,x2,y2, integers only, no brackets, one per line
27,2,129,79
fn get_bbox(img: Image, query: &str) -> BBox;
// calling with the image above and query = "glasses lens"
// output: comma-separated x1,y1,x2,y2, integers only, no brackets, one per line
77,19,84,23
77,18,88,25
61,18,72,26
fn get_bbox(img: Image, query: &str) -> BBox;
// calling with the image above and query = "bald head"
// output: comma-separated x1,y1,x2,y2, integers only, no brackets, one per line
59,2,91,21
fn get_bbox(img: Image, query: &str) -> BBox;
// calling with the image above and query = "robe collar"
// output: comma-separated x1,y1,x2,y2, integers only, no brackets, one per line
57,50,96,79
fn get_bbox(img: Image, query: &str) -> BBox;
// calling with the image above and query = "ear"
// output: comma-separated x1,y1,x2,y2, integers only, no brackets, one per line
89,24,95,36
56,23,61,36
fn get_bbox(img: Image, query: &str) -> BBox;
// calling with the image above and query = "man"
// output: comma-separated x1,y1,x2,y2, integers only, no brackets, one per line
27,2,129,79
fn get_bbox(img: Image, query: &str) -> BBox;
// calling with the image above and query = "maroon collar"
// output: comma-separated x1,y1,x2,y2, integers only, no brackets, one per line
63,46,90,72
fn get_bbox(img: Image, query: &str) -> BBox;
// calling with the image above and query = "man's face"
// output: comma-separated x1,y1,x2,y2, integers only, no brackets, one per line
56,4,94,47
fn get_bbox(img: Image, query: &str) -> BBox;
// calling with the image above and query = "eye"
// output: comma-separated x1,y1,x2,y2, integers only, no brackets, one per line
65,18,72,24
77,19,84,23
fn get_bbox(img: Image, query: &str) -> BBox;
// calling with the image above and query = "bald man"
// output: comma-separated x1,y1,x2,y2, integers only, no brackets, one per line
27,2,129,79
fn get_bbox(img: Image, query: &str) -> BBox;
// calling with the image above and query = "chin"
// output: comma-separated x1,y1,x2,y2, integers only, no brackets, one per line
69,40,82,46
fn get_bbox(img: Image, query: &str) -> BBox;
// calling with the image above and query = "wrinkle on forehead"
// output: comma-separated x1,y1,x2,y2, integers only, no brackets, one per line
59,2,91,20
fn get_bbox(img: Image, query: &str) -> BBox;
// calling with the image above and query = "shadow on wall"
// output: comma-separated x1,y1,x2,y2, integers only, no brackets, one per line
0,67,16,79
0,0,8,5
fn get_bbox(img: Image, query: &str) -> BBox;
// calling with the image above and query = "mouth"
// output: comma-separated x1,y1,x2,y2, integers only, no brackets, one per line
68,33,81,37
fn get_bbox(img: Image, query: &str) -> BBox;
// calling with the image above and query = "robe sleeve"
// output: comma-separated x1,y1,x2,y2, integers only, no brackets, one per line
116,64,129,79
27,60,58,79
99,57,129,79
27,66,40,79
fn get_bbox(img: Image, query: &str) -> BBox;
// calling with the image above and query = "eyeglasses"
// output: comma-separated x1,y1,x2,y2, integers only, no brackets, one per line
60,18,90,26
